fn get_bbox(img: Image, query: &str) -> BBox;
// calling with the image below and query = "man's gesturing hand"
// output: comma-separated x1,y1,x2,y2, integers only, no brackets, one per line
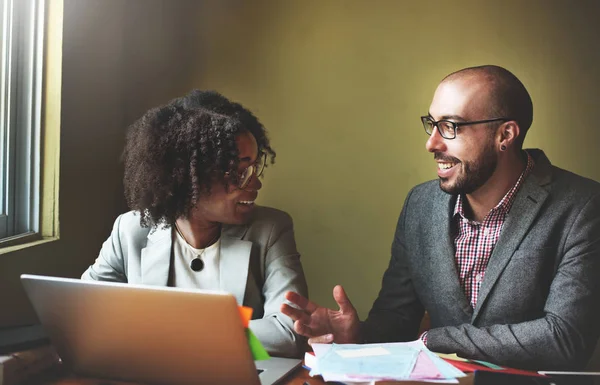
280,285,361,345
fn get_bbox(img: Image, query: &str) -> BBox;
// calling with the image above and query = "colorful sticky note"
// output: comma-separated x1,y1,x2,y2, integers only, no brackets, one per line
247,328,270,361
473,359,504,370
434,352,469,362
441,358,547,377
238,306,253,328
238,306,270,361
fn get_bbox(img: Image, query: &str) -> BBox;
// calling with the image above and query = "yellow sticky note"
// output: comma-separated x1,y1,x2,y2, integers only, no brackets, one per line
435,352,469,362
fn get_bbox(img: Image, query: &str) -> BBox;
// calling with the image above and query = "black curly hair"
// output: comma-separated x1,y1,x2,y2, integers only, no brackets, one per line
123,90,276,228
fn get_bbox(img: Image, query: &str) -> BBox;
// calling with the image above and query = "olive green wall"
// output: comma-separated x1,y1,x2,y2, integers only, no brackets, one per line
191,0,600,317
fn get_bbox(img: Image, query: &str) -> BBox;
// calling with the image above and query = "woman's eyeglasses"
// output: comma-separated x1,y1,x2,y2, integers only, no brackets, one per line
236,152,267,189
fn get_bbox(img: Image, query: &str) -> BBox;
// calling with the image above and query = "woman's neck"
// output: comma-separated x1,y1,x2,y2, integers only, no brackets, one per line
174,218,221,249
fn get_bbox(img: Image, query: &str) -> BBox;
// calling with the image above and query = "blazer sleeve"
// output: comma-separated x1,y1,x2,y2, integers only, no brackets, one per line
361,188,425,343
426,193,600,370
81,214,128,282
248,212,308,358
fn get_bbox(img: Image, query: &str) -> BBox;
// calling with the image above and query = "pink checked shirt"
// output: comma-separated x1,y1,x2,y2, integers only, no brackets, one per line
421,153,534,345
454,153,534,308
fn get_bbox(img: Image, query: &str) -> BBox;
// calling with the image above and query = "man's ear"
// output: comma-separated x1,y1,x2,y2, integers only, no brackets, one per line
498,121,521,150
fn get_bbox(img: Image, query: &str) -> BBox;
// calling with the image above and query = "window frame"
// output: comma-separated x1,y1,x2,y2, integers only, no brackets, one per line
0,0,45,243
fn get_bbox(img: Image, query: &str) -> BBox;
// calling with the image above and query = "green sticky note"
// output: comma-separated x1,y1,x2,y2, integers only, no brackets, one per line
473,359,504,370
246,329,270,361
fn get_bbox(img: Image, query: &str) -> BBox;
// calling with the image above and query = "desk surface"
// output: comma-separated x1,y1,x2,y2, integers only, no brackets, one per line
32,366,474,385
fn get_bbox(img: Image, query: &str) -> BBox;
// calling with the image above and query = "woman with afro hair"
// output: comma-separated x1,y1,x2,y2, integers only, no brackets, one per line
82,90,308,358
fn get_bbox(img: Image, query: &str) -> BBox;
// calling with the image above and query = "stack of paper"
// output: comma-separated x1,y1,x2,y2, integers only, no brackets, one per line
307,340,465,383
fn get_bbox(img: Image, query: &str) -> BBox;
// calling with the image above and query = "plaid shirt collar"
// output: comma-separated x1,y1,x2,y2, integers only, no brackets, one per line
454,152,534,222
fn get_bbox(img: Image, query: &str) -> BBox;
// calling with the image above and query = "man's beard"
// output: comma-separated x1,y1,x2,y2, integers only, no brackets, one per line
438,143,498,195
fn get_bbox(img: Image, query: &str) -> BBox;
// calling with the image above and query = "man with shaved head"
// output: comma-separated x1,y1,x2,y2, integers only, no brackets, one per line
282,65,600,370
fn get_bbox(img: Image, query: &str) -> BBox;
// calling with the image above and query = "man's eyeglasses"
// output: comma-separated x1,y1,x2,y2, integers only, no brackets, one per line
237,152,267,189
421,116,510,140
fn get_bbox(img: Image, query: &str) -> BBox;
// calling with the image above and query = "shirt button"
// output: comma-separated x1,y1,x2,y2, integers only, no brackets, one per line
483,228,489,237
475,273,483,283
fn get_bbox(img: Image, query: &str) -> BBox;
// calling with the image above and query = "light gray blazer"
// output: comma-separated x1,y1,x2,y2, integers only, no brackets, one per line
362,149,600,370
82,206,308,358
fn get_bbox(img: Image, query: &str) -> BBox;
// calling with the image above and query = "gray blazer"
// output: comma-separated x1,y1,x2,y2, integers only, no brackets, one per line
362,149,600,370
82,206,308,358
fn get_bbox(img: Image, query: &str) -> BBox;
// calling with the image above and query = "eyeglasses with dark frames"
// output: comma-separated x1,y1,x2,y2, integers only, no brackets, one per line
421,116,511,140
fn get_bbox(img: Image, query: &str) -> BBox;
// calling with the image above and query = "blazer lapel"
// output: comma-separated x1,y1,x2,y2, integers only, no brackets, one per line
219,236,252,306
473,150,551,321
140,227,172,286
430,191,473,318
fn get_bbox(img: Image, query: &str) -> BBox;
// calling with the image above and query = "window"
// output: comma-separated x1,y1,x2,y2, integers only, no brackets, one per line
0,0,45,241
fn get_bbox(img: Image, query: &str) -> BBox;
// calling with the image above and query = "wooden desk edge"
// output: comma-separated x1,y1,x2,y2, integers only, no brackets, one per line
29,363,473,385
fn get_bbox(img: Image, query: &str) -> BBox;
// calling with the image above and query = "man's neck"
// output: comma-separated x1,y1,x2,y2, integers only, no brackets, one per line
464,151,526,222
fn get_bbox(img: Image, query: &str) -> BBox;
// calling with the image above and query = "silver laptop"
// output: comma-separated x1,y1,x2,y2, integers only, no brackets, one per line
21,274,301,385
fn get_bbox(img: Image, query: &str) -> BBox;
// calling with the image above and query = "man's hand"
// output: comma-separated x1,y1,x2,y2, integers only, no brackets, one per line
280,285,361,345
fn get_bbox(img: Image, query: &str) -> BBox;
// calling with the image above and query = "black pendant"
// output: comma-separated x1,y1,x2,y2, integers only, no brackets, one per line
190,258,204,272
